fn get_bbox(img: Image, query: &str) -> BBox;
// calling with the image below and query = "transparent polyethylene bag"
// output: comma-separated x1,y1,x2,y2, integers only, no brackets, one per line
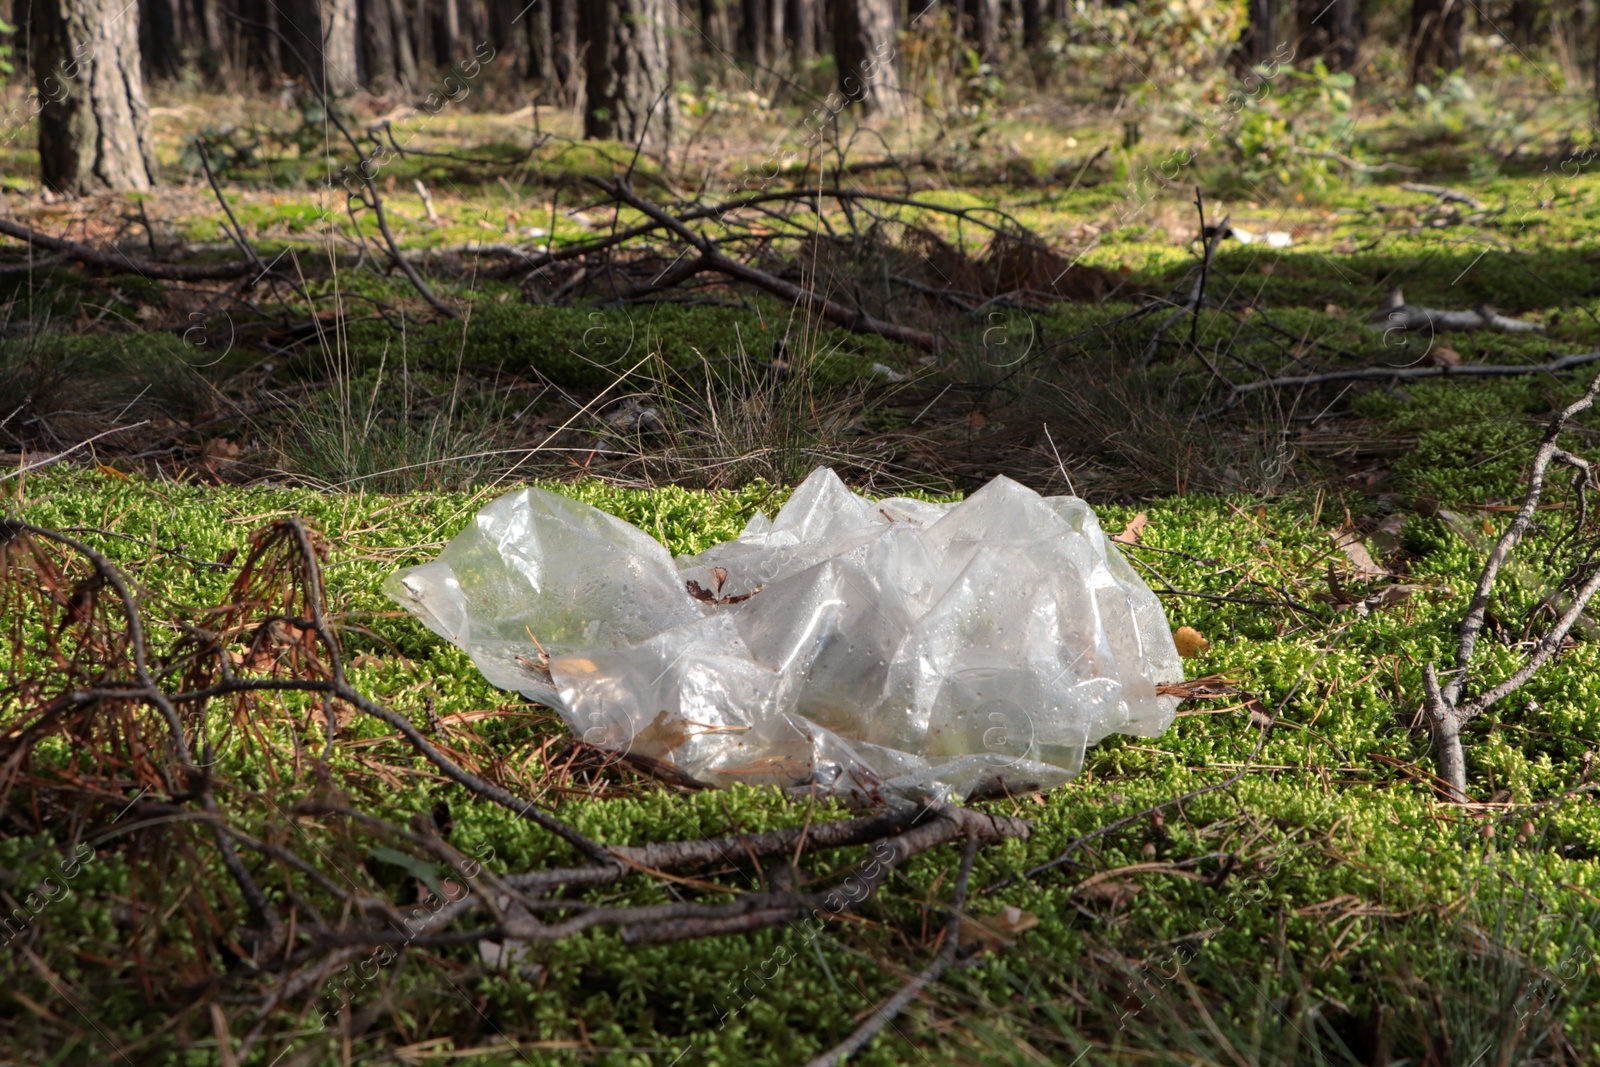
386,469,1182,801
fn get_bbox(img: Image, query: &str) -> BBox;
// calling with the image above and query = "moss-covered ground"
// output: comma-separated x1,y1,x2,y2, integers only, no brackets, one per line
4,439,1599,1063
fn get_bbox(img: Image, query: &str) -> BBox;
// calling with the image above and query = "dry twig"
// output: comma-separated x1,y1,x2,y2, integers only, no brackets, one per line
1422,370,1600,802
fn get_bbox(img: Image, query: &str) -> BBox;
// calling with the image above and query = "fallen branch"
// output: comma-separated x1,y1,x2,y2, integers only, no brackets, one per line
597,178,936,350
491,185,1028,280
0,216,254,281
1208,349,1600,411
1369,295,1544,335
1142,200,1231,368
1401,182,1486,210
1295,147,1421,175
803,834,980,1067
1423,371,1600,802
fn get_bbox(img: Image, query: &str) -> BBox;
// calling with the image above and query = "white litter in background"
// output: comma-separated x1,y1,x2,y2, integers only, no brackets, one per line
387,469,1183,802
1225,225,1294,248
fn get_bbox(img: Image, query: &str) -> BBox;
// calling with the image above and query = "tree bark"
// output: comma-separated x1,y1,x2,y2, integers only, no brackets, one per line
1507,0,1537,47
361,0,397,89
321,0,363,93
550,0,578,106
964,0,999,60
579,0,674,147
739,0,766,66
33,0,159,194
277,0,361,93
785,0,818,59
1409,0,1464,84
527,0,550,80
139,0,181,81
1020,0,1042,49
487,0,531,82
767,0,784,68
194,0,225,65
830,0,901,117
1238,0,1279,66
437,0,462,65
1297,0,1360,70
390,0,419,88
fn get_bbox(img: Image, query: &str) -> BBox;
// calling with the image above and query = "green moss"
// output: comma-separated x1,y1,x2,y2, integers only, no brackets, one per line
6,464,1600,1062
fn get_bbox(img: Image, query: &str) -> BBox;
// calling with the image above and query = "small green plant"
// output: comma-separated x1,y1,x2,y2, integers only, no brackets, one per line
1230,60,1356,191
271,332,508,493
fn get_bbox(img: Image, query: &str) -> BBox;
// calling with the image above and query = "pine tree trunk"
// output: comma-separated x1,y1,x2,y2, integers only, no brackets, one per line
34,0,159,194
139,0,181,80
964,0,999,60
767,0,784,68
579,0,674,147
831,0,901,117
700,0,732,56
1333,0,1359,70
237,0,285,81
739,0,766,66
484,0,527,81
1239,0,1278,66
1409,0,1464,83
551,0,578,105
785,0,818,59
362,0,398,89
1507,0,1536,47
390,0,419,88
1021,0,1042,49
438,0,461,65
528,0,554,87
196,0,225,63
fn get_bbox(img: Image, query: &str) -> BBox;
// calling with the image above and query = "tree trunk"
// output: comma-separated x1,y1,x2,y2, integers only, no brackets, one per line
785,0,818,59
195,0,225,65
139,0,181,80
34,0,158,194
278,0,361,93
579,0,674,147
413,0,433,75
1238,0,1278,66
1333,0,1359,70
437,0,461,65
460,0,487,57
1409,0,1464,83
235,0,286,81
767,0,784,68
831,0,901,117
1020,0,1042,49
739,0,766,66
321,0,363,93
964,0,999,60
551,0,578,105
1297,0,1360,70
487,0,531,82
390,0,419,88
362,0,398,89
528,0,554,87
698,0,729,56
1507,0,1537,48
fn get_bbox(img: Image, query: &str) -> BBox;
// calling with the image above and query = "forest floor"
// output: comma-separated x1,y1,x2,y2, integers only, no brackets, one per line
4,64,1600,1065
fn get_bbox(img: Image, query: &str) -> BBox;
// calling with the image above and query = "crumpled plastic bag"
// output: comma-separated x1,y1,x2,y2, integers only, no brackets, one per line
386,469,1182,801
